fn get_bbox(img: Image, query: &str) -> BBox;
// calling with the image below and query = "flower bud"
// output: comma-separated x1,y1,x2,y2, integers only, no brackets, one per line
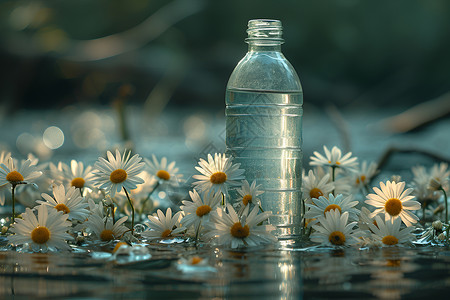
390,175,402,183
433,220,443,231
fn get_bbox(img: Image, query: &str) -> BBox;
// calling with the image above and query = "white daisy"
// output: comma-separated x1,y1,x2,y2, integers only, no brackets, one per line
192,153,245,197
73,198,107,232
178,256,208,267
352,161,378,191
304,193,359,222
145,155,183,187
84,187,107,204
411,165,439,203
314,166,352,196
358,206,377,232
180,189,222,233
310,210,359,247
176,256,216,273
310,146,358,172
203,204,277,248
0,151,11,206
141,208,186,240
37,184,90,223
0,150,11,165
87,198,106,218
302,170,334,204
86,214,129,242
368,215,415,246
234,180,264,214
65,160,95,190
0,157,42,186
8,204,73,252
48,161,69,186
92,149,145,197
365,181,421,227
428,162,450,191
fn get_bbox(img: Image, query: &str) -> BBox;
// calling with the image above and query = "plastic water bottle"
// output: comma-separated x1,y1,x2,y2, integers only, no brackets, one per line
226,19,303,238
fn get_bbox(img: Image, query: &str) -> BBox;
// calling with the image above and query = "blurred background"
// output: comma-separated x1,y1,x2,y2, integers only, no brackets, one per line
0,0,449,174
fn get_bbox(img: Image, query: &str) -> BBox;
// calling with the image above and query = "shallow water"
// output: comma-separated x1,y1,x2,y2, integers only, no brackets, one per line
1,237,450,299
1,107,449,299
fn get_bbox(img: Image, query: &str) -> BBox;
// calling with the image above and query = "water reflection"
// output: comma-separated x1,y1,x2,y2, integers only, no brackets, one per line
0,244,449,299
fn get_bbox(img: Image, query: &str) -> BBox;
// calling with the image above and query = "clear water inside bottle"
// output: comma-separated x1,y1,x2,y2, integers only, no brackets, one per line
226,88,303,237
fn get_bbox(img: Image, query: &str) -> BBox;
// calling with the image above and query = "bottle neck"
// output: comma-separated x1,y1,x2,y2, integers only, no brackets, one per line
245,19,284,52
247,42,282,52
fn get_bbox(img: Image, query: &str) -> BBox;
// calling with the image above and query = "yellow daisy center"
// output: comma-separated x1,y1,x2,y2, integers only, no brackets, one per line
210,172,227,184
100,229,115,241
382,235,399,246
161,229,172,238
31,226,50,244
356,175,366,185
196,205,212,217
113,242,128,253
6,171,24,183
156,170,171,181
242,195,252,206
191,256,203,265
71,177,85,188
309,188,324,199
324,204,342,215
385,198,402,216
328,231,346,246
230,222,250,239
110,169,127,184
54,203,70,214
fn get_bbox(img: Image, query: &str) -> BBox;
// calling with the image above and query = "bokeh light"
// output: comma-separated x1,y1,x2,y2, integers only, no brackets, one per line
43,126,64,149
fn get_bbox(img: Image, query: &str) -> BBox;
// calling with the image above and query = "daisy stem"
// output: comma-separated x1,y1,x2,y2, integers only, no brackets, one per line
363,184,370,196
331,166,336,196
422,203,427,224
123,187,134,232
441,187,448,225
11,184,16,224
306,226,312,238
144,181,159,204
110,203,115,224
332,166,336,182
301,199,307,233
194,220,202,242
221,193,225,207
